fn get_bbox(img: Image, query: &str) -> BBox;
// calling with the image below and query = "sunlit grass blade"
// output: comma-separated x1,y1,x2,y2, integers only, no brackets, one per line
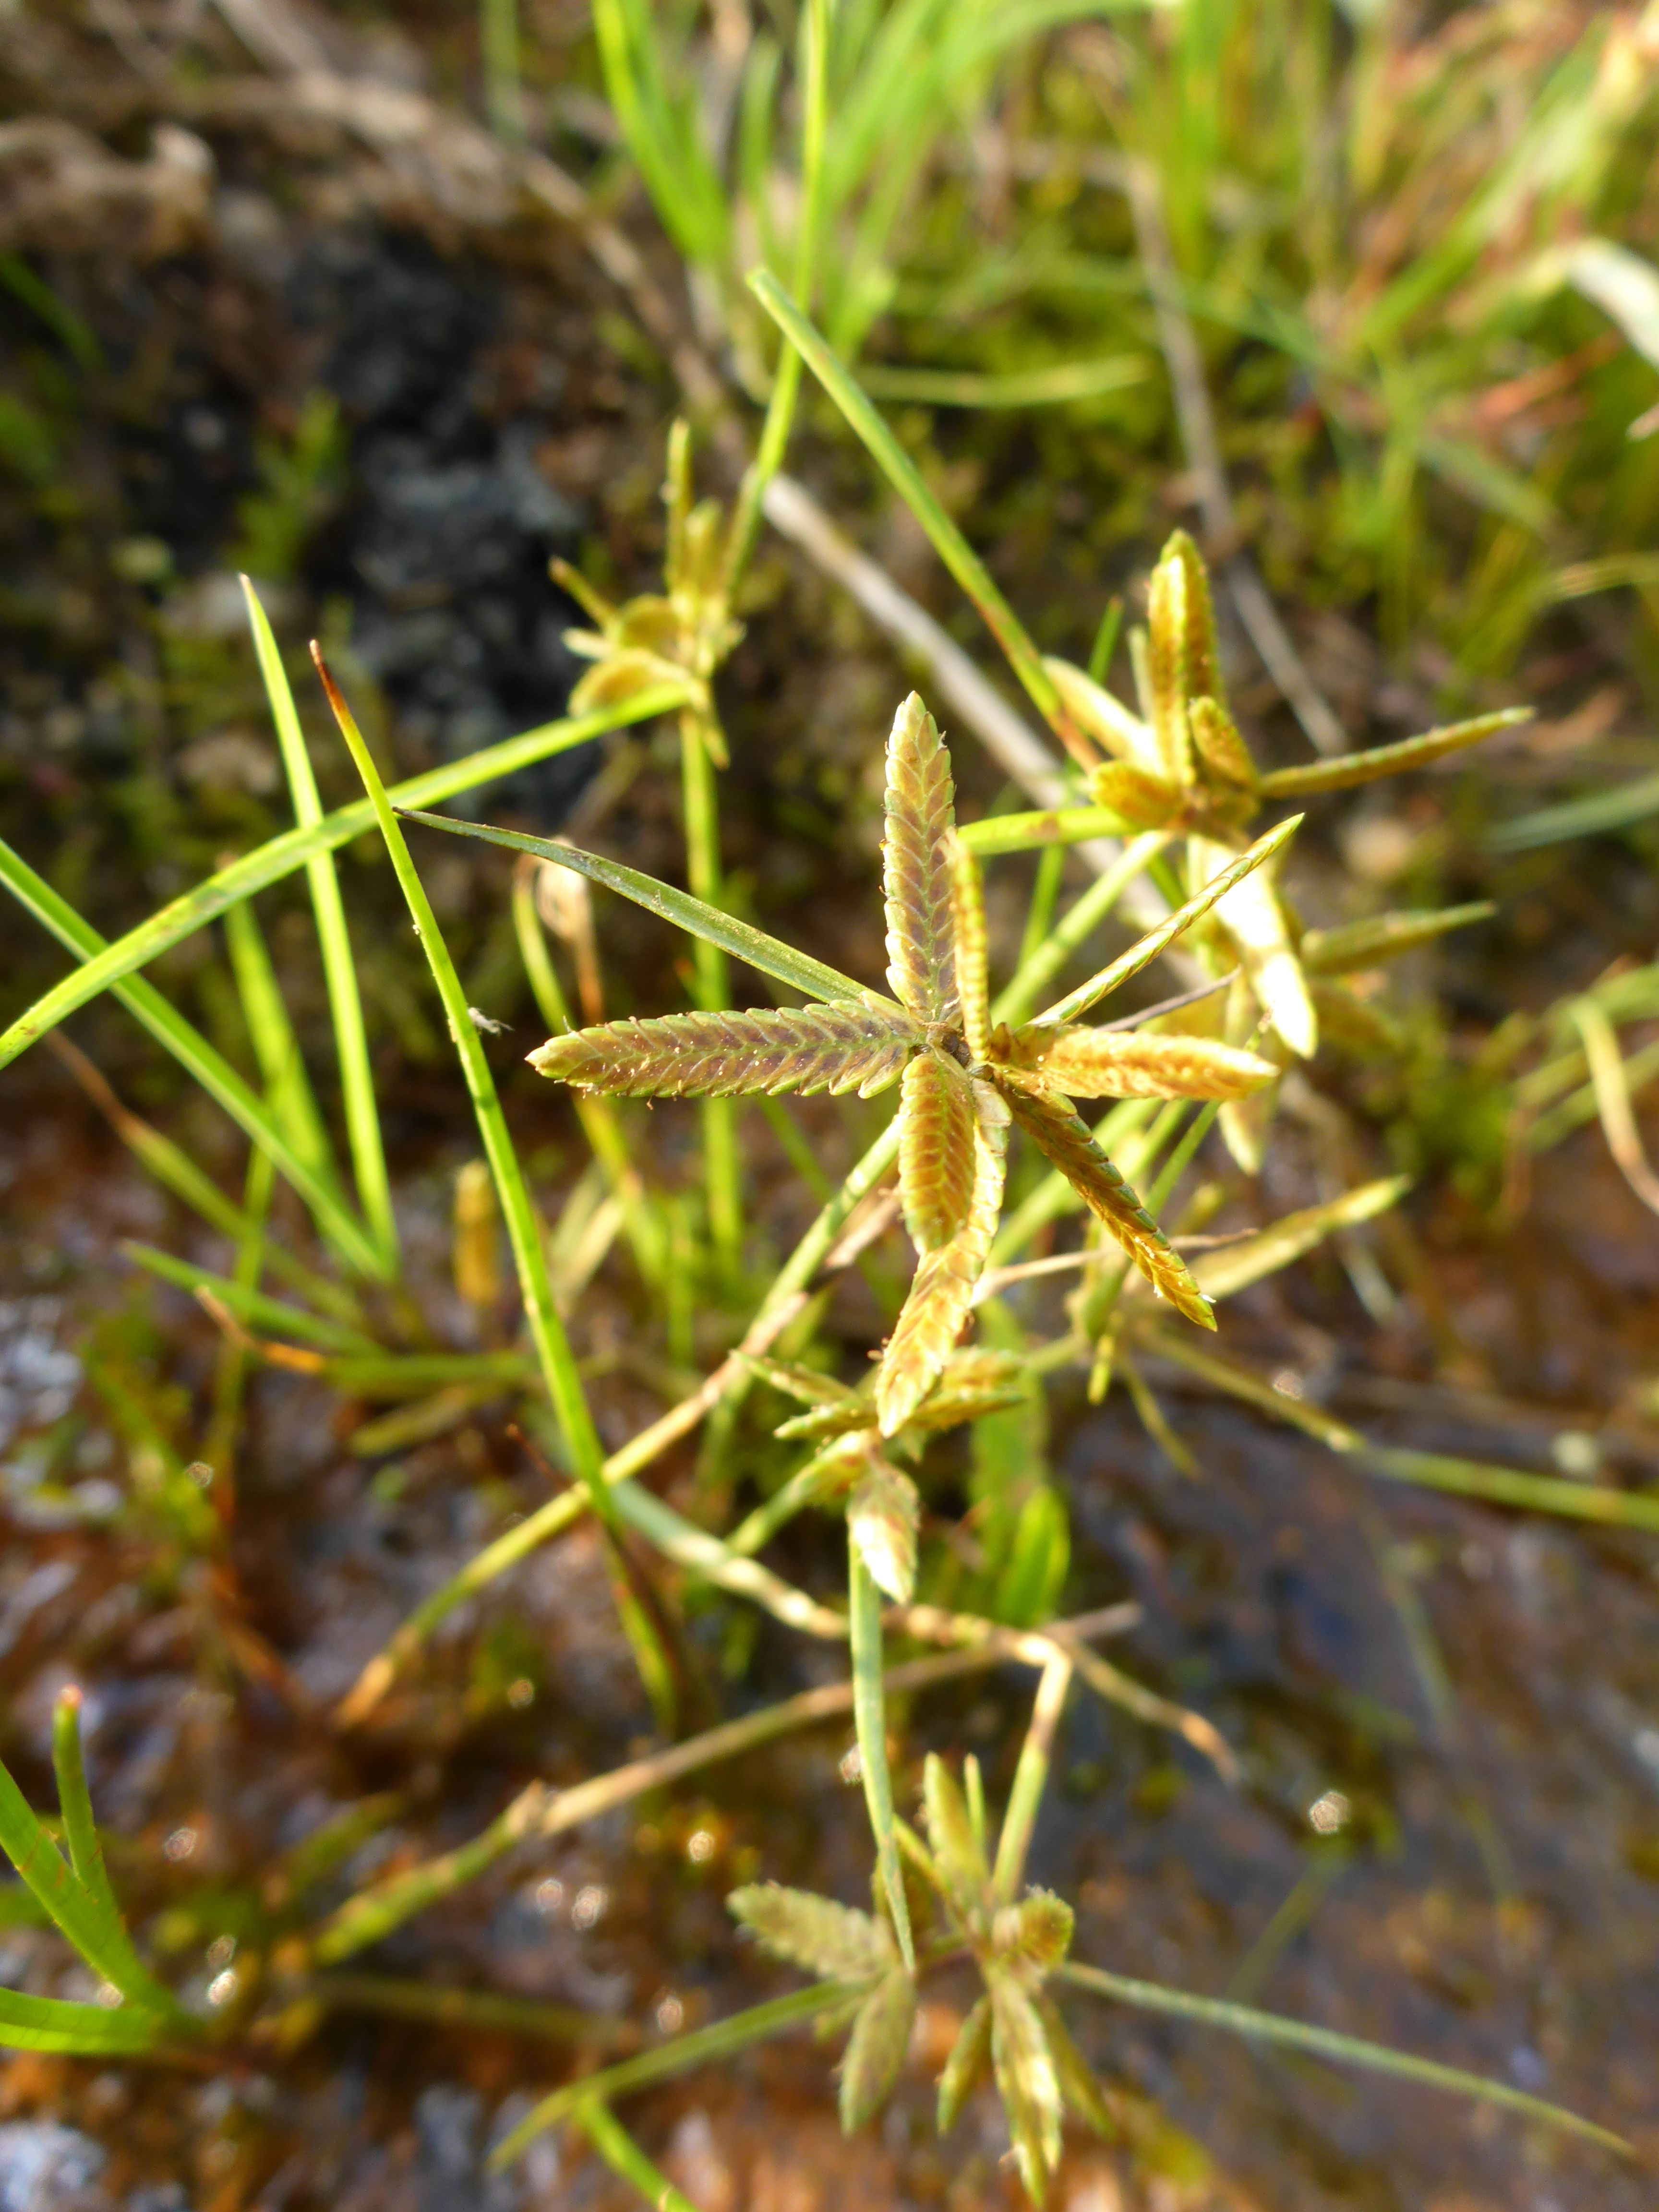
313,654,623,1540
0,1737,180,2024
222,895,339,1195
1256,710,1529,796
121,1242,379,1356
859,356,1151,408
0,840,385,1279
0,1987,179,2056
571,2099,699,2212
243,578,397,1266
400,807,875,1008
1058,1961,1627,2154
1300,905,1495,975
490,1986,849,2168
851,1552,914,1969
0,686,687,1070
1358,1445,1659,1533
1190,1179,1409,1302
1031,817,1302,1029
748,269,1092,767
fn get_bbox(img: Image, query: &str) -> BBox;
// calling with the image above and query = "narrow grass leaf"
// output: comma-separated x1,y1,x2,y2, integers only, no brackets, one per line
0,1988,176,2056
1191,1179,1410,1301
313,655,623,1559
242,578,396,1266
1031,818,1303,1029
121,1242,379,1355
400,809,872,1009
958,806,1129,856
1058,1962,1627,2154
0,688,684,1070
1300,905,1495,974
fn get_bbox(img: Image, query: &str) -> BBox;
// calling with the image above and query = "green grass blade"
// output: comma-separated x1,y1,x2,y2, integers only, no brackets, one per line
490,1986,850,2168
49,1693,182,2022
0,685,687,1070
748,269,1084,761
243,579,397,1266
572,2101,699,2212
1032,817,1303,1028
399,808,875,1008
850,1551,914,1970
222,896,340,1194
1058,1962,1627,2155
0,1987,178,2056
1487,771,1659,853
0,1752,174,2020
0,841,386,1279
120,1242,379,1355
860,356,1151,408
314,656,631,1566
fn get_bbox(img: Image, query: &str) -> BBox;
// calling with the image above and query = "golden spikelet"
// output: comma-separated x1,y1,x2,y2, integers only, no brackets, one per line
899,1050,977,1252
1145,541,1196,791
1188,696,1258,805
997,1026,1277,1101
528,1000,917,1097
877,1080,1009,1434
946,833,990,1064
995,1083,1214,1328
847,1452,921,1603
883,694,958,1022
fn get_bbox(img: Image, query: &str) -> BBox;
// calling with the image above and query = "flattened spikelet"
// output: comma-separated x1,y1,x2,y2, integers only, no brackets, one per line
990,1975,1063,2205
899,1052,977,1252
1166,529,1224,709
1189,696,1257,798
1086,760,1179,828
877,1080,1008,1434
839,1967,916,2132
998,1026,1276,1101
728,1883,895,1981
848,1454,921,1604
528,999,916,1097
997,1084,1214,1329
1145,542,1195,790
883,694,958,1022
946,832,990,1062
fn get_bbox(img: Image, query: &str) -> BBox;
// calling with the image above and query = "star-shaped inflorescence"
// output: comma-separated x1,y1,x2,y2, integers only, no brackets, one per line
529,694,1283,1436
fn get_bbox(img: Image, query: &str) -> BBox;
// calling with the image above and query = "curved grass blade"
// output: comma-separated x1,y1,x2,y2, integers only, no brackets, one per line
0,686,685,1071
1256,710,1528,796
243,578,396,1267
222,898,338,1197
850,1551,914,1970
0,841,385,1279
748,270,1088,765
1031,817,1302,1030
399,809,874,1010
1058,1961,1627,2155
490,1985,850,2168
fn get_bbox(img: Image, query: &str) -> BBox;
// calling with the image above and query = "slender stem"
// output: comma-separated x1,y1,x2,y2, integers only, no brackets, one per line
1057,1961,1628,2154
850,1551,914,1969
480,0,525,145
680,713,742,1266
573,2099,700,2212
313,1972,637,2048
991,1651,1072,1902
490,1988,850,2171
